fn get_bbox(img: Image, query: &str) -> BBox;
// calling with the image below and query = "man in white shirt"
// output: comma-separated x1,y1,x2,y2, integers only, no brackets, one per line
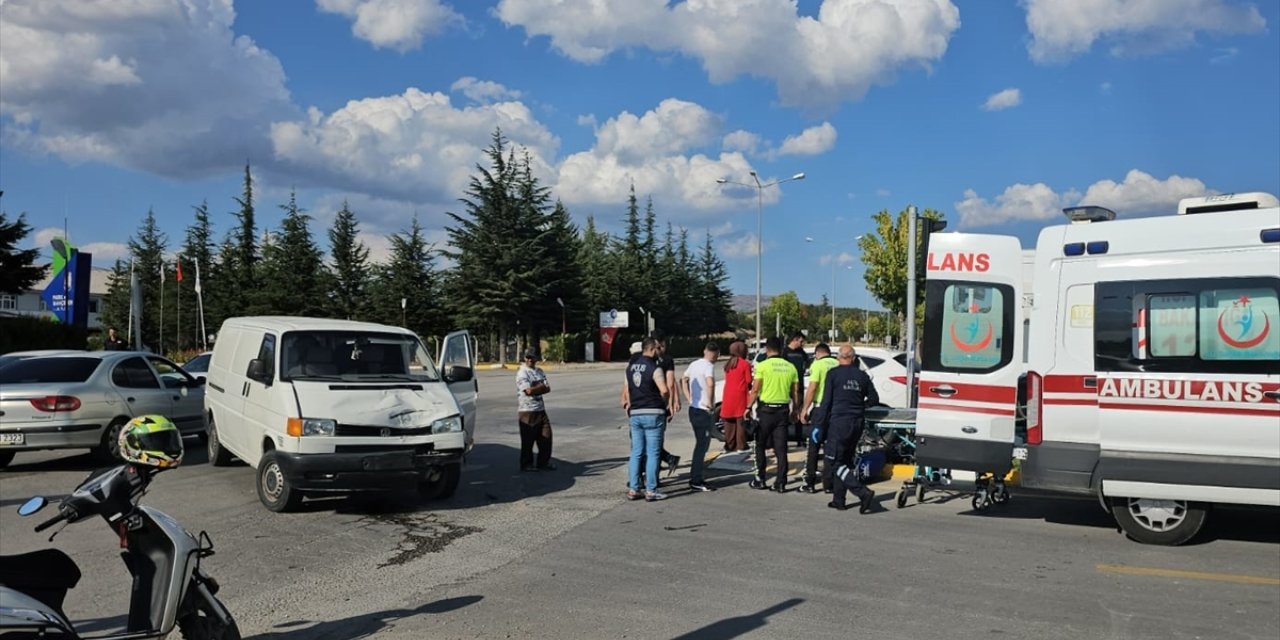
681,342,720,492
516,348,555,472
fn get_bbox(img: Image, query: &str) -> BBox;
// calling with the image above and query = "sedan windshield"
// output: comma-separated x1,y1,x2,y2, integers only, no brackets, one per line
280,331,439,382
0,357,102,384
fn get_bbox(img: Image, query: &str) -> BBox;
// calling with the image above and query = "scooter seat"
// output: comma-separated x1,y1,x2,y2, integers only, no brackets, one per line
0,549,81,617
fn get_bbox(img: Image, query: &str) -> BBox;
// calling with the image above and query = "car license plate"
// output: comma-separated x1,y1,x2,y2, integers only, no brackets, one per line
0,433,25,446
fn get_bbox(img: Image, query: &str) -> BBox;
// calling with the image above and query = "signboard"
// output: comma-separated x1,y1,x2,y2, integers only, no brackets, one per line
599,309,630,328
40,238,91,326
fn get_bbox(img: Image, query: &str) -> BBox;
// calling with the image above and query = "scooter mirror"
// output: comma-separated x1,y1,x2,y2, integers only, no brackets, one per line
17,496,47,516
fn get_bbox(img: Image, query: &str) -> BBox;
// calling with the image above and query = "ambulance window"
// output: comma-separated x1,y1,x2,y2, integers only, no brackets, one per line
1198,288,1280,361
928,282,1011,371
1147,294,1197,357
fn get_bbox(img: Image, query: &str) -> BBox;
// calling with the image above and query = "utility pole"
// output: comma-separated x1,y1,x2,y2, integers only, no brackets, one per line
905,205,918,407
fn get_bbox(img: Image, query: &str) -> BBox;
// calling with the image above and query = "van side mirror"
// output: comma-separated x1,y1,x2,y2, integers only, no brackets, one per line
445,365,473,383
246,359,273,385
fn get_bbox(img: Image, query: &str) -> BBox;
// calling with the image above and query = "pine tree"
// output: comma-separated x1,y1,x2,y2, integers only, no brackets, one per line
0,212,46,294
577,216,614,329
228,164,258,302
126,209,168,350
327,200,370,320
531,199,583,335
369,216,442,340
100,259,132,339
258,190,329,317
697,231,732,336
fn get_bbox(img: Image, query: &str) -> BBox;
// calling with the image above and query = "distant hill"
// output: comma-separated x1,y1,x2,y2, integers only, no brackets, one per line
731,294,774,312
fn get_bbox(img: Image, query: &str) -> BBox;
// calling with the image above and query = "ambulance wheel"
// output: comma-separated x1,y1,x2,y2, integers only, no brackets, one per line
1110,497,1207,546
895,489,908,509
915,482,926,503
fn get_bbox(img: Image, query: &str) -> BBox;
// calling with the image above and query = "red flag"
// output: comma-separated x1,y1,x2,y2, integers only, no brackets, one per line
176,258,184,282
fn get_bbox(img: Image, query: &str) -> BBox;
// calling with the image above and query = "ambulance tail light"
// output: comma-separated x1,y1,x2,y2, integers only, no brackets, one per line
1025,371,1043,445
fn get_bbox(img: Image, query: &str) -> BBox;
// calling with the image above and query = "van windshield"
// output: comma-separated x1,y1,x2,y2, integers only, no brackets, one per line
280,331,439,382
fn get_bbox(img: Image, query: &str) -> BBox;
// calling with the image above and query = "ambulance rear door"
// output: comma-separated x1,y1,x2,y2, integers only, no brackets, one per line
915,234,1025,475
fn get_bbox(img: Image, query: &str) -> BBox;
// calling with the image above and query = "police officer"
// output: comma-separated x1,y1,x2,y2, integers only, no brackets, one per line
798,342,838,494
781,333,810,446
745,336,800,492
816,344,883,513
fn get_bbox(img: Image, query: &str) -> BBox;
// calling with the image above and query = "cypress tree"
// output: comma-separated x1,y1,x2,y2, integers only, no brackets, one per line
327,200,371,321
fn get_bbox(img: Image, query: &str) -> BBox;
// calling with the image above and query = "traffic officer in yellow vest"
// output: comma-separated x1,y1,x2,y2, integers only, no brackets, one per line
745,336,800,492
798,342,839,494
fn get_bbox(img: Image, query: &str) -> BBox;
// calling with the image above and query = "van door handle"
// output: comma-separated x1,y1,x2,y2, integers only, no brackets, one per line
929,386,957,397
961,426,978,434
1265,391,1280,401
172,395,182,401
126,397,136,403
1083,376,1097,389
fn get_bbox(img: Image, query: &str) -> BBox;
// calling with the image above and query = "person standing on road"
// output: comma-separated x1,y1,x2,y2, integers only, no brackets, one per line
104,326,128,351
745,337,800,492
781,332,811,445
625,337,670,501
681,342,720,492
652,333,681,474
816,344,883,513
719,340,752,453
798,343,839,494
516,349,556,472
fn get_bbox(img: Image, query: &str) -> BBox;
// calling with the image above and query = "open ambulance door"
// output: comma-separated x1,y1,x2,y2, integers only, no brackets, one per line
440,330,478,451
915,235,1025,475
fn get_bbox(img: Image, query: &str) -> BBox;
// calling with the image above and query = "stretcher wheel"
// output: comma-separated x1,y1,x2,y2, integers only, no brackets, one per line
992,485,1010,505
915,482,926,503
895,489,908,509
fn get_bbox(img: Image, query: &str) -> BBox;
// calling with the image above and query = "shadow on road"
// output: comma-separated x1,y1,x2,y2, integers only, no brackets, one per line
247,595,483,640
670,598,803,640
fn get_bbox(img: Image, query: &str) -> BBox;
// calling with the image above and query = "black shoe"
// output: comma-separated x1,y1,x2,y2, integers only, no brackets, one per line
749,478,768,490
798,484,820,494
666,455,681,477
827,501,849,511
771,484,787,494
859,492,883,514
537,462,558,471
521,466,539,473
689,482,715,492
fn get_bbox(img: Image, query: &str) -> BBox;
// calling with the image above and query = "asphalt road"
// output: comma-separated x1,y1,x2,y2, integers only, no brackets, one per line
2,366,1277,639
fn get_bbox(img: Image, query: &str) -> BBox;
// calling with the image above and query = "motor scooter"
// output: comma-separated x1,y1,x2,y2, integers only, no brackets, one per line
0,464,239,639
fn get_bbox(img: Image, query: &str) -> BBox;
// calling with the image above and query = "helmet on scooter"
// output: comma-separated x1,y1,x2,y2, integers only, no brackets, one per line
118,415,184,469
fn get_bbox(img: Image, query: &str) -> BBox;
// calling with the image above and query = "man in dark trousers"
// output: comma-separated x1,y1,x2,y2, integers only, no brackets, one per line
817,344,883,513
798,342,839,494
781,332,810,445
745,336,800,492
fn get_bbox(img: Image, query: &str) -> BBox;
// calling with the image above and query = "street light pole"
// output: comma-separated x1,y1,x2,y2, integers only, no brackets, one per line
718,171,805,346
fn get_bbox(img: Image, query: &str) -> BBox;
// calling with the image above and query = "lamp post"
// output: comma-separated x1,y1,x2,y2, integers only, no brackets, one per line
717,170,805,345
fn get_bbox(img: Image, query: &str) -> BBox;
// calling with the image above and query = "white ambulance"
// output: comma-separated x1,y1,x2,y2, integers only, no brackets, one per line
916,192,1280,545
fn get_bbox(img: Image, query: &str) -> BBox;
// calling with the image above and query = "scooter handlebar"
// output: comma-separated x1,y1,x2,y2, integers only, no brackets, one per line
34,510,68,532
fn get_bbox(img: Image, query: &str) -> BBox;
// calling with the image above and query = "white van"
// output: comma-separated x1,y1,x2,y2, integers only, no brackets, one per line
917,193,1280,545
204,317,477,512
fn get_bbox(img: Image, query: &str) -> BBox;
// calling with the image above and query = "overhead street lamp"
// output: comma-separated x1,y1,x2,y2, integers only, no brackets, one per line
718,170,805,345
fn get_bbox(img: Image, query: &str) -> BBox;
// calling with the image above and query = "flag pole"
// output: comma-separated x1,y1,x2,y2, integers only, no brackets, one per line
195,259,207,351
127,258,134,347
159,260,165,356
176,256,182,352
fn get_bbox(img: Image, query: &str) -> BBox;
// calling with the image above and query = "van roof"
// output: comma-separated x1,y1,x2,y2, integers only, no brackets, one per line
221,316,416,335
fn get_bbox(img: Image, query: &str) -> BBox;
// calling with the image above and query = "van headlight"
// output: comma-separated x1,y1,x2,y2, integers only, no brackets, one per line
287,417,336,437
432,415,463,434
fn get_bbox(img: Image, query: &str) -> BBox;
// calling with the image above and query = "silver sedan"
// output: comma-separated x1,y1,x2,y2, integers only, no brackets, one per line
0,351,206,468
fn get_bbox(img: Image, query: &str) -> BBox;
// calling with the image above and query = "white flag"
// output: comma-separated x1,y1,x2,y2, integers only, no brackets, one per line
194,260,202,294
160,260,166,284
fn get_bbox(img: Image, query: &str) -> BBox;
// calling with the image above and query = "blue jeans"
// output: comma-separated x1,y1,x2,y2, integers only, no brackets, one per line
688,407,713,484
629,413,667,493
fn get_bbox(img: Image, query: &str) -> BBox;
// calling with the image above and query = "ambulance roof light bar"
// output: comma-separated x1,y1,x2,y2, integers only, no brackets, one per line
1062,205,1116,224
1178,192,1279,215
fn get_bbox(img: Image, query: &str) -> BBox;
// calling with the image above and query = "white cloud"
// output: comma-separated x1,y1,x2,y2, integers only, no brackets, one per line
495,0,962,109
316,0,461,52
0,0,297,178
1023,0,1266,63
776,122,837,157
269,87,560,205
876,188,892,197
1099,81,1113,94
1210,47,1239,63
955,169,1212,227
450,76,523,103
555,98,772,214
723,130,762,155
981,88,1022,111
819,252,856,265
718,233,762,259
31,227,130,263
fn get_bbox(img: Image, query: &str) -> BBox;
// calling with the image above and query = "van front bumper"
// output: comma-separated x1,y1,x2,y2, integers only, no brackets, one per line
273,448,464,492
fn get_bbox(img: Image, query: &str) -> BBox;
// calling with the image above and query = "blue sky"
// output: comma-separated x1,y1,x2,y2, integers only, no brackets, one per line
3,0,1278,314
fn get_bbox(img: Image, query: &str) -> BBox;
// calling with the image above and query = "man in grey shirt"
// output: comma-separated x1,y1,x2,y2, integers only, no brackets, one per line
516,348,555,471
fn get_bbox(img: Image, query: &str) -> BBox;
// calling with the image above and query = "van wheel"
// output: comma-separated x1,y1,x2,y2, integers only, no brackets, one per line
418,464,461,501
0,451,14,469
206,416,234,467
1110,497,1208,546
257,451,302,512
94,418,128,462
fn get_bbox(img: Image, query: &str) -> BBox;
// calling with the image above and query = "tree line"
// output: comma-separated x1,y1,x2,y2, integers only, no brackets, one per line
93,130,735,361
